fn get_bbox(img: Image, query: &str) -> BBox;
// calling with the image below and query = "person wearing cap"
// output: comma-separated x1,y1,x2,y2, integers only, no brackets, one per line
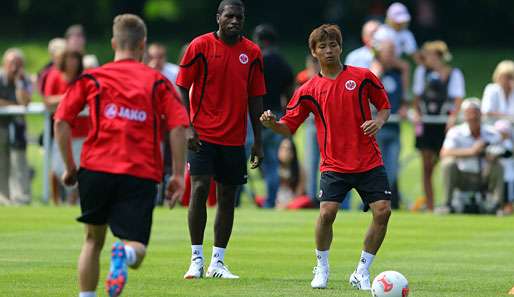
252,23,294,208
440,98,505,214
412,40,465,212
481,60,514,122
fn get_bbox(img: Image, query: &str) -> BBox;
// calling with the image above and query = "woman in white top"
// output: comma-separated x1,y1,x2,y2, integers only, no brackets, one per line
412,40,465,211
481,60,514,121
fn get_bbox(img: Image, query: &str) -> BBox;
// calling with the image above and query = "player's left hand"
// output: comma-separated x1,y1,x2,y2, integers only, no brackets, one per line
361,119,384,137
250,143,263,169
61,167,78,187
166,174,185,209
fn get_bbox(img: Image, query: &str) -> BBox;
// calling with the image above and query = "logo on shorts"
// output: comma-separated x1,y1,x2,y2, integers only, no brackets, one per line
239,53,249,64
384,190,392,195
345,80,357,91
318,190,323,199
104,103,117,119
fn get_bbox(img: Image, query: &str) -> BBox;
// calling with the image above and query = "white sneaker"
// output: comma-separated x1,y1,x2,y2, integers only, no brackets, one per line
183,257,204,279
349,270,371,290
311,266,329,289
206,261,239,279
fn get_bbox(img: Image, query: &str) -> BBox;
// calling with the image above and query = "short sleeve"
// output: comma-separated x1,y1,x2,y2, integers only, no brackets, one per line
279,89,312,134
367,70,391,110
412,65,426,96
448,68,465,98
158,79,189,130
54,77,88,123
176,40,202,89
43,70,61,96
248,50,267,97
481,84,498,113
442,127,459,149
402,30,418,55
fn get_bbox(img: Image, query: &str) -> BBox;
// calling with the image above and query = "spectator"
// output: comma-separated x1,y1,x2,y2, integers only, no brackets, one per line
275,138,307,209
65,24,86,53
82,54,99,69
481,60,514,121
494,120,514,215
440,99,504,214
147,42,180,91
0,48,32,205
43,49,87,205
37,38,66,95
370,40,408,209
253,24,294,208
345,20,380,68
412,40,465,211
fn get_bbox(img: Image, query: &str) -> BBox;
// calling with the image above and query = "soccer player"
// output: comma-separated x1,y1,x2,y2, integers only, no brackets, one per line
260,24,392,290
177,0,266,279
54,14,188,297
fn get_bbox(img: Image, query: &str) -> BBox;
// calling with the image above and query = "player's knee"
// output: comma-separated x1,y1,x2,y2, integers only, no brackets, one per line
84,232,105,251
319,209,337,225
373,203,391,225
191,180,211,205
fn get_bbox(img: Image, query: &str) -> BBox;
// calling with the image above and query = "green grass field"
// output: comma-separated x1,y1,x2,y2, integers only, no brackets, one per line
1,206,513,297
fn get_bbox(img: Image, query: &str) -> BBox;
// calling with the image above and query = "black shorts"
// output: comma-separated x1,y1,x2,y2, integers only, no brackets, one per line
188,141,247,185
319,166,391,211
77,168,157,245
415,123,446,153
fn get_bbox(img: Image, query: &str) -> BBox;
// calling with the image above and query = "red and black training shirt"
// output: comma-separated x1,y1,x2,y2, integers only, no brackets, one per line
281,65,391,173
54,59,189,182
176,32,266,146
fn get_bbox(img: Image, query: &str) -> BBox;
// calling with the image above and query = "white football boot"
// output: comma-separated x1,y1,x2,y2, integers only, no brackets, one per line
311,266,329,289
183,257,204,279
206,261,240,279
349,270,371,290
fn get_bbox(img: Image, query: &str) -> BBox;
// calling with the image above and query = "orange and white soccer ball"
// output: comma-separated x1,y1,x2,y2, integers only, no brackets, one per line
371,271,409,297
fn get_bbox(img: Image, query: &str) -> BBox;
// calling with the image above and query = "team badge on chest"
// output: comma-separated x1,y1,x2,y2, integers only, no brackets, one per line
345,80,357,91
239,53,249,64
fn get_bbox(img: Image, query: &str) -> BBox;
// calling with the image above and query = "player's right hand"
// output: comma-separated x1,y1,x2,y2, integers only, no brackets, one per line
260,110,277,128
61,167,78,187
186,127,201,152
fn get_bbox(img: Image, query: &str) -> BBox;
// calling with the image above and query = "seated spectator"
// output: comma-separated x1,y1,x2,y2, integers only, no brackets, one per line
43,49,87,205
0,48,32,205
440,99,505,214
494,120,514,215
412,40,465,211
481,60,514,122
276,138,307,209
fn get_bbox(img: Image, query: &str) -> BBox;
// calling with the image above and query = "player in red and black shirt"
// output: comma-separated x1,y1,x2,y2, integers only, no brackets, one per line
54,14,188,297
261,24,392,290
177,0,266,279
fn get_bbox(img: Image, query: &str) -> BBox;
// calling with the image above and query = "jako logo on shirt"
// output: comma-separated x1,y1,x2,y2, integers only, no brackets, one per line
104,103,147,122
239,53,249,64
345,80,357,91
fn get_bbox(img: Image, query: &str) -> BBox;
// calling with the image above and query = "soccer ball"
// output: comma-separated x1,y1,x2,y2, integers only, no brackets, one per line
371,271,409,297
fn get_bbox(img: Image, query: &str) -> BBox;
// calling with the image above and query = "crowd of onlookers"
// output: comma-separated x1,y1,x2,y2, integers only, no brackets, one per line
0,2,513,216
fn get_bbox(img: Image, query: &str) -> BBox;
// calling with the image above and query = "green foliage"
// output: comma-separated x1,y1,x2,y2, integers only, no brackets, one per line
144,0,181,21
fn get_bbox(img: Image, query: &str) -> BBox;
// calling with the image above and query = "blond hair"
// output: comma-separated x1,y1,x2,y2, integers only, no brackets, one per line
422,40,452,62
112,14,147,50
3,48,25,64
492,60,514,83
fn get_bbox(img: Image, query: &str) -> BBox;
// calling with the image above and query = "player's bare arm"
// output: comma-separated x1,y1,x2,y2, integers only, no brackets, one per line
179,86,201,152
249,95,264,169
361,108,391,137
166,126,187,208
259,109,292,137
54,119,78,186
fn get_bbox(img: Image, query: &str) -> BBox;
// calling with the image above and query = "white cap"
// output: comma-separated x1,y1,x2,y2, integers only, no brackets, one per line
387,2,411,23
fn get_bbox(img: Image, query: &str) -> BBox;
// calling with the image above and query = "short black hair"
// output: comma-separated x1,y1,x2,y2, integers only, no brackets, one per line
253,24,278,44
217,0,244,14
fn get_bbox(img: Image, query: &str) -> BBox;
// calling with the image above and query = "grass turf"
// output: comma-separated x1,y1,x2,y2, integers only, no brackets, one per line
0,206,513,297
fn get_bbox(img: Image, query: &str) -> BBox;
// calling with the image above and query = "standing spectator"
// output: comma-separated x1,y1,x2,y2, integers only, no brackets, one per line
370,40,408,209
37,38,66,96
481,60,514,121
412,40,465,211
65,24,86,53
43,49,87,205
82,54,99,70
344,20,380,68
494,120,514,215
440,99,504,214
252,24,294,208
0,48,32,205
147,42,180,91
178,0,265,279
54,14,187,297
296,55,319,86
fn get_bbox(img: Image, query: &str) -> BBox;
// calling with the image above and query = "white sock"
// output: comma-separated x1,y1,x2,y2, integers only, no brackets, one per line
316,249,329,268
356,250,375,273
79,292,96,297
210,246,225,266
191,245,204,261
124,245,137,266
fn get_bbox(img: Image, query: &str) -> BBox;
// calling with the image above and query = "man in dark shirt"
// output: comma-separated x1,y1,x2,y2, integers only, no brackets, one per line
252,24,294,208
